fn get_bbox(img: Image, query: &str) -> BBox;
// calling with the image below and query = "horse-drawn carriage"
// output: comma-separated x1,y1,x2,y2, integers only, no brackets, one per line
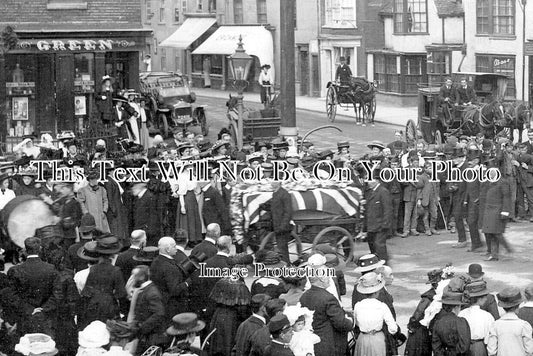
406,72,530,145
139,71,208,138
326,77,377,125
230,179,366,264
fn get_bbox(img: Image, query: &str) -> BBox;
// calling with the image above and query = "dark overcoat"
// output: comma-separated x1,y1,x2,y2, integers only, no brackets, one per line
104,178,128,242
482,177,511,234
271,187,292,233
232,315,266,356
300,285,353,356
134,282,167,349
366,184,392,232
115,247,141,281
202,186,232,235
190,239,217,260
133,190,159,244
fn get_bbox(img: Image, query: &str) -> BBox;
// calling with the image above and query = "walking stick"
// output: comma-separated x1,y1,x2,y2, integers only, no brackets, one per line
438,201,448,231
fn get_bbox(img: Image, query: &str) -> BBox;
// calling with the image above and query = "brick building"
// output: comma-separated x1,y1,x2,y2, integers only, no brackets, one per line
0,0,151,144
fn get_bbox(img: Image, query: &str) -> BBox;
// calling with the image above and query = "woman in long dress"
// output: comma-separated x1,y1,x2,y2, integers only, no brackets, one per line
353,272,398,356
126,92,141,144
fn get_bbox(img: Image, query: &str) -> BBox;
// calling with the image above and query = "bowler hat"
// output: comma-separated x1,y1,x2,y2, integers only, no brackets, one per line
166,313,205,336
268,314,291,334
79,213,97,234
133,246,159,262
464,280,489,298
354,254,385,273
497,287,523,308
468,263,484,279
339,56,346,61
438,291,466,305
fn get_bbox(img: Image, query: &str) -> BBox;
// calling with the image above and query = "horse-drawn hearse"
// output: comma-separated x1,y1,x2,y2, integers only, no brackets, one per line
405,72,530,145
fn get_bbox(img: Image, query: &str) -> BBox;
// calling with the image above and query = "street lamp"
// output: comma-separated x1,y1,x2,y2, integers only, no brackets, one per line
228,35,253,150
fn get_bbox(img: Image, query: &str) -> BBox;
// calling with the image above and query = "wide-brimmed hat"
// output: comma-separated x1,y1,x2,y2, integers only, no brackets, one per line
255,249,287,269
77,241,101,261
255,141,272,150
261,64,271,69
337,141,350,149
56,131,76,141
15,333,58,356
177,142,194,153
18,167,37,177
79,213,97,234
79,321,110,348
92,234,123,254
166,313,205,336
438,291,466,305
133,246,159,262
112,96,128,104
248,154,263,164
317,149,334,160
426,269,443,284
354,254,385,273
356,272,385,294
125,90,140,98
105,320,137,340
211,140,230,152
468,263,484,279
101,75,112,84
367,141,386,150
497,287,523,308
465,280,489,298
271,140,289,150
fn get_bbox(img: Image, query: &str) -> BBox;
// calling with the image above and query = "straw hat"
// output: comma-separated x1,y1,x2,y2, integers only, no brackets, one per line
354,254,385,273
166,313,205,336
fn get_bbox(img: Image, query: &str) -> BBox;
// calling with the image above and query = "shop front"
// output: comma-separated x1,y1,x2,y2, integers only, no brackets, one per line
192,25,274,93
1,29,151,148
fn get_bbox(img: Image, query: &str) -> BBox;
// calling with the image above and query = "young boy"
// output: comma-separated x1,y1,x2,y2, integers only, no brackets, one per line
487,287,533,355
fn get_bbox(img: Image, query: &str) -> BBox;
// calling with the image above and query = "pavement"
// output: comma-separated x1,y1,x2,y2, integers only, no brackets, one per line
194,87,417,128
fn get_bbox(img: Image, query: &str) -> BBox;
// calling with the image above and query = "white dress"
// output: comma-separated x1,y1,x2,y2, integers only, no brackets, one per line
127,102,141,144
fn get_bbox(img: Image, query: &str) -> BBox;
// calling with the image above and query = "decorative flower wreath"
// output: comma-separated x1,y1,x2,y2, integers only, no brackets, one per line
441,263,455,279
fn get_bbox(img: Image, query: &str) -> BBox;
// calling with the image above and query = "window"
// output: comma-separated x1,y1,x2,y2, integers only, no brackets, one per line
197,0,203,11
212,55,223,75
403,56,424,93
182,0,187,14
476,55,516,98
234,0,243,23
175,8,180,22
161,48,167,71
47,0,87,10
476,0,515,35
373,54,426,93
160,6,165,22
386,56,400,92
394,0,427,33
257,0,267,23
324,0,356,27
208,0,216,12
192,55,203,73
427,51,451,85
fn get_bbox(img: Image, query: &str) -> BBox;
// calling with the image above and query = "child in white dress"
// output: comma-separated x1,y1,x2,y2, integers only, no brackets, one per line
283,305,320,356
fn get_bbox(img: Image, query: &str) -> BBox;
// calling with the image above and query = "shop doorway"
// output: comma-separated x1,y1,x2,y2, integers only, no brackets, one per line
299,49,309,95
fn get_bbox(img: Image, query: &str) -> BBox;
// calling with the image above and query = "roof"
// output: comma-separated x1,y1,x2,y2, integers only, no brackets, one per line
434,0,464,18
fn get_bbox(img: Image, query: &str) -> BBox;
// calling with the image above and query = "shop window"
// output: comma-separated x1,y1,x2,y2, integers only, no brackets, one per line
211,55,222,75
476,0,515,35
161,48,167,71
234,0,244,24
476,54,516,98
374,54,426,94
192,55,203,73
394,0,427,33
47,0,88,10
324,0,356,27
257,0,267,23
386,56,400,92
403,56,425,94
427,51,451,85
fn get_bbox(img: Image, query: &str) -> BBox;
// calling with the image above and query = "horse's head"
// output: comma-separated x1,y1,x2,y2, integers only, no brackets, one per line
486,100,507,127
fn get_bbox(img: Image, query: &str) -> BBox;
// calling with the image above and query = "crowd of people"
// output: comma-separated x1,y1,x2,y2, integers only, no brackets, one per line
1,84,533,355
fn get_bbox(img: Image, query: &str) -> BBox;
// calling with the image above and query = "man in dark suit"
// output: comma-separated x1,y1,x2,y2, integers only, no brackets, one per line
105,164,128,243
335,56,352,85
200,176,231,235
233,294,271,356
7,237,58,335
190,223,220,260
131,182,158,246
455,77,477,106
116,230,147,281
52,182,83,248
450,149,469,248
173,228,189,265
365,173,392,263
300,274,353,356
464,153,483,251
439,77,455,123
65,213,98,273
150,236,190,323
270,182,293,263
130,265,167,352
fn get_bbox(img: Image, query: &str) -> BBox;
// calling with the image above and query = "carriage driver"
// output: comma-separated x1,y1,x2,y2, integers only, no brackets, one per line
439,77,455,124
335,56,352,86
455,77,477,106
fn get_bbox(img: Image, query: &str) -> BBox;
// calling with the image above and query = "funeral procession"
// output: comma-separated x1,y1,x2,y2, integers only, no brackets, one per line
4,0,533,355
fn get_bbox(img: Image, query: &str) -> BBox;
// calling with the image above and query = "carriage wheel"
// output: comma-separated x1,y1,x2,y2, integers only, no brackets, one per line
197,110,209,136
158,113,169,138
258,231,303,264
326,86,337,122
405,119,417,147
312,226,356,263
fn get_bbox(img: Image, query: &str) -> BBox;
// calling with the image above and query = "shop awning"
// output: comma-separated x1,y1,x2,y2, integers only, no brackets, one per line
192,25,274,67
159,17,217,49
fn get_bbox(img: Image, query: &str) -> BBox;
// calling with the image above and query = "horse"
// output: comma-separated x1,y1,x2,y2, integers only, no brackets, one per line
460,100,506,139
502,101,530,142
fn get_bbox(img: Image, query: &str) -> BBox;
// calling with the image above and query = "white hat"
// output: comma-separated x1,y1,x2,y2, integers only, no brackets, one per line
78,321,110,348
15,334,58,356
307,253,327,267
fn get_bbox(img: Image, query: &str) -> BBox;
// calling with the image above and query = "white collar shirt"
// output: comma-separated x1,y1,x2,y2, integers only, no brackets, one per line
458,305,494,340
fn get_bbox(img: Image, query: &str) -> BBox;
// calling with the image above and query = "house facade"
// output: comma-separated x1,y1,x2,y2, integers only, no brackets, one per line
0,0,150,144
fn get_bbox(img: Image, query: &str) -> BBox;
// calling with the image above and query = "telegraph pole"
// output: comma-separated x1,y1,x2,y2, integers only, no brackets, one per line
279,0,297,150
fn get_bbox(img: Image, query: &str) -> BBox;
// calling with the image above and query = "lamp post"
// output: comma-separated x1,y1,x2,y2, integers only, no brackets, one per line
228,35,253,150
521,0,527,103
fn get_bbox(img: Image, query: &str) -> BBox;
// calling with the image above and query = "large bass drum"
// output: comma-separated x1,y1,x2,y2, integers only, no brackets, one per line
1,195,60,248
